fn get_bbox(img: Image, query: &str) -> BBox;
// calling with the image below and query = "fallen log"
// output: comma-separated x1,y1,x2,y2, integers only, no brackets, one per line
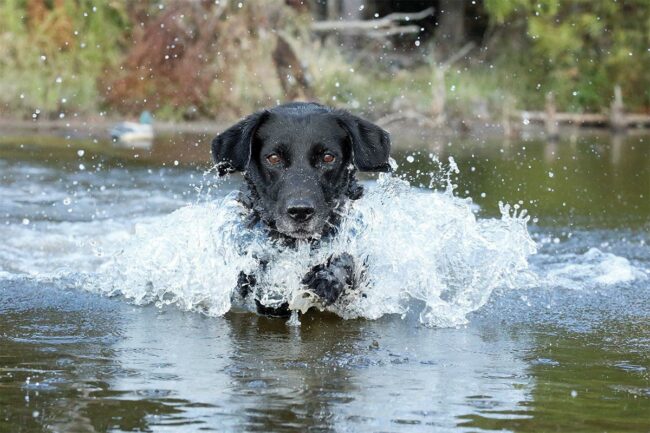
515,85,650,131
375,110,438,128
514,111,650,128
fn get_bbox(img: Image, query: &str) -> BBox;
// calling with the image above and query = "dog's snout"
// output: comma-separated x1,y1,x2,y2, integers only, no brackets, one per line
287,202,315,222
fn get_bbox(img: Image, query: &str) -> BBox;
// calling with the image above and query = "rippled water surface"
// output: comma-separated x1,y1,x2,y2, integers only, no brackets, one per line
1,130,649,432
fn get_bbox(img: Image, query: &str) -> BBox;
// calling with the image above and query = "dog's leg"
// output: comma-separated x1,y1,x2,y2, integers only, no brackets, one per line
302,253,356,306
236,271,291,317
236,271,256,299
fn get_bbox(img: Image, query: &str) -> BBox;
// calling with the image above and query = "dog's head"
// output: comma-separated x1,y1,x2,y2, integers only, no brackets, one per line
211,102,391,240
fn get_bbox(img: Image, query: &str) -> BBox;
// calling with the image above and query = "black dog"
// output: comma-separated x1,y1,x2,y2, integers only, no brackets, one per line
211,102,391,316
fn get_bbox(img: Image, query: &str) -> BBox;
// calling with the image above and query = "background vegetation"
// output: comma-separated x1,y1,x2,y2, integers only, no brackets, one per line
0,0,648,123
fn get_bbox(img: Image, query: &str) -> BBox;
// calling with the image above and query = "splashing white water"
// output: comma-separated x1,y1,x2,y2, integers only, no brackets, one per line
92,172,537,327
543,247,647,289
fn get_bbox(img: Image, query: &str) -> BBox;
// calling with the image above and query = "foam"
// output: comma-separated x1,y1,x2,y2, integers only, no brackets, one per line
543,247,646,289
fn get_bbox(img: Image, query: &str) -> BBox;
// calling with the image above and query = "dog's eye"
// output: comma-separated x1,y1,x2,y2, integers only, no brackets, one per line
266,153,282,165
322,153,336,164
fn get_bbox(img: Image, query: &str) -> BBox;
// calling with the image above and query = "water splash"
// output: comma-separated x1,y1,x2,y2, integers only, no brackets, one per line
92,166,538,327
543,247,647,289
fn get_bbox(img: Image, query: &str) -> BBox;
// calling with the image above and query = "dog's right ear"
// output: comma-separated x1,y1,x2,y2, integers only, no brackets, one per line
211,111,269,176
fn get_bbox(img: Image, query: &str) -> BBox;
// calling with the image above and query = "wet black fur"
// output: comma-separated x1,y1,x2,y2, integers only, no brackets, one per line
211,102,391,316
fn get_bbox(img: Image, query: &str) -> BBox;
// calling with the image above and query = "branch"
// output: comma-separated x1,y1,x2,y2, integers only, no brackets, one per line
367,25,422,37
382,7,436,23
375,110,438,128
311,7,434,34
439,42,475,70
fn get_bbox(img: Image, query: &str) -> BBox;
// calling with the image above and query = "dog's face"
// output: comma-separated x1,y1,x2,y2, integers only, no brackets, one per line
211,103,391,239
250,114,353,238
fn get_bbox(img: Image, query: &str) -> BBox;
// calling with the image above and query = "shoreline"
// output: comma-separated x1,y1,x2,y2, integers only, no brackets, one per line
1,115,648,153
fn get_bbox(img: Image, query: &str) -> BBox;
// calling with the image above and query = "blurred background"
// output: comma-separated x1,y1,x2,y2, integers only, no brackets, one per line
0,0,648,127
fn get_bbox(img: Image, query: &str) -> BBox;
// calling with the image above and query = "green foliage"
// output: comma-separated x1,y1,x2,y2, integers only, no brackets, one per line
0,0,648,120
484,0,650,112
0,0,127,117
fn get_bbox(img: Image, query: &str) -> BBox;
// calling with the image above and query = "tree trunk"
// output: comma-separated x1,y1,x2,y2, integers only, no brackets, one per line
436,0,466,57
272,35,315,101
341,0,364,20
327,0,340,20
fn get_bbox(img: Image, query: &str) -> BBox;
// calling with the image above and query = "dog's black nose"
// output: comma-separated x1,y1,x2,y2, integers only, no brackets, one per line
287,204,315,222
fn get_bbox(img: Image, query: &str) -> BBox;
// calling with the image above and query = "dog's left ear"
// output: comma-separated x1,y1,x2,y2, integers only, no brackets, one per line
211,110,269,176
334,111,391,172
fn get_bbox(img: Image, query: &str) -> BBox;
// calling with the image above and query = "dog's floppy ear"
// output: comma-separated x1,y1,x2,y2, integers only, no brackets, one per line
334,110,391,172
211,110,269,175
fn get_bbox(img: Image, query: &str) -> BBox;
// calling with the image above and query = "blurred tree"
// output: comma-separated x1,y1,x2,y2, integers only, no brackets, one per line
436,0,466,56
104,1,224,117
0,0,127,117
484,0,650,112
1,0,649,120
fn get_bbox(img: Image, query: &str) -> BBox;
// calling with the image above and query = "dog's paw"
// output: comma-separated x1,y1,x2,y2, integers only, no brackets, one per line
254,299,291,317
302,253,355,306
303,272,346,305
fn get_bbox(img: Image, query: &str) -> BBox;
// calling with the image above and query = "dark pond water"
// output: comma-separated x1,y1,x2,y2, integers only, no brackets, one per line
0,128,648,432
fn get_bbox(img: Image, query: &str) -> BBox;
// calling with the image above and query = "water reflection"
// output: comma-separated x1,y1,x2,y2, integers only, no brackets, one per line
0,279,536,432
330,322,533,432
2,278,650,431
111,138,154,150
392,133,650,228
461,321,650,433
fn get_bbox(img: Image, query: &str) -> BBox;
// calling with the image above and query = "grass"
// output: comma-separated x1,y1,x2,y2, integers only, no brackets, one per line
0,0,127,118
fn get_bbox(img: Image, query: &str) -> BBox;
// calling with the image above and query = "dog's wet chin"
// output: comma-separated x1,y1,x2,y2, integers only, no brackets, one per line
275,218,323,240
284,229,314,240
